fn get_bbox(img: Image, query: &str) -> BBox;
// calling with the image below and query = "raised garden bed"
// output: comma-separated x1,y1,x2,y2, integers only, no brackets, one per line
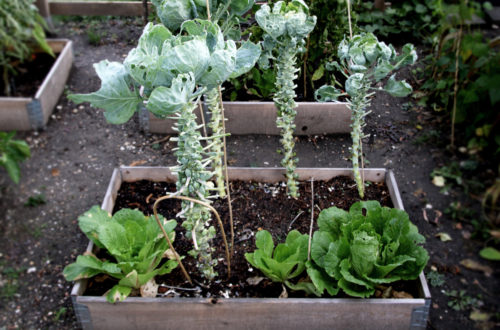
0,39,73,131
70,166,431,330
141,101,351,135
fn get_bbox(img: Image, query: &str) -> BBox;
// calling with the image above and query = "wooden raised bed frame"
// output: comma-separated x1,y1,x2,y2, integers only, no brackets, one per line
0,39,73,131
70,166,431,330
140,101,351,135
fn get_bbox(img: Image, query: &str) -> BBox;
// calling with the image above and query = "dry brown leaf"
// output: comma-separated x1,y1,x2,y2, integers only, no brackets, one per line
51,168,60,177
392,290,414,299
490,230,500,239
435,232,452,242
460,259,493,277
129,160,147,167
246,276,265,286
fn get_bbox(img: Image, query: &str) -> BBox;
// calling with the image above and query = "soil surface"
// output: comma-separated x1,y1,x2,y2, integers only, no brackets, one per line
0,17,498,329
0,53,55,97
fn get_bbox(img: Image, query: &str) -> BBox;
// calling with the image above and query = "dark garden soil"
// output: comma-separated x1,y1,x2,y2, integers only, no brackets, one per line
0,53,55,97
0,17,499,330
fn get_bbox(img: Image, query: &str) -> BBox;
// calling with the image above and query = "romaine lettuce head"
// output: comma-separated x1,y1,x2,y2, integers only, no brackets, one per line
63,206,178,302
309,201,428,298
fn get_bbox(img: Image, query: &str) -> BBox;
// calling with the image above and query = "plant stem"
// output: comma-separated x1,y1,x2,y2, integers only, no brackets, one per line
307,178,314,261
206,88,226,197
275,44,300,198
218,86,234,257
173,101,217,280
349,83,370,199
451,23,462,149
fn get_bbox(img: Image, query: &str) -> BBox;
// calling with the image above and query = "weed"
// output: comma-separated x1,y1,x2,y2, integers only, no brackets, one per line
24,193,46,207
445,201,475,221
413,129,441,146
427,270,445,287
444,289,481,311
0,264,25,300
54,307,67,322
87,28,105,46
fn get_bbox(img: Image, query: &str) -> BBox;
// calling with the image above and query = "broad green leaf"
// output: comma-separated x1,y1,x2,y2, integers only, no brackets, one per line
78,206,111,248
230,0,254,15
394,44,418,68
163,38,211,80
106,285,132,303
314,85,344,102
2,156,20,184
199,43,237,88
147,73,197,117
124,25,175,88
68,61,140,124
479,247,500,261
317,207,348,238
384,74,412,97
345,73,365,96
152,0,194,31
255,4,286,39
350,231,379,276
98,221,131,261
229,41,262,79
338,278,374,298
373,61,394,81
306,261,339,296
311,64,324,81
255,230,274,257
63,262,102,282
310,231,333,267
119,270,140,288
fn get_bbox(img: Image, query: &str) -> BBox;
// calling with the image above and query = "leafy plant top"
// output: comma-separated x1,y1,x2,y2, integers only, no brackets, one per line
0,132,30,184
308,201,428,298
245,230,308,285
69,20,260,124
0,0,54,96
63,206,178,302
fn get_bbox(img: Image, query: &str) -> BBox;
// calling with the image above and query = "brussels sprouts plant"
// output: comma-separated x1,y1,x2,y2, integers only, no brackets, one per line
69,18,260,280
256,0,316,198
315,33,417,198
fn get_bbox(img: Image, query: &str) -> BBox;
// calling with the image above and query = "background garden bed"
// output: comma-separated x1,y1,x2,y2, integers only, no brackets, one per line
0,15,498,330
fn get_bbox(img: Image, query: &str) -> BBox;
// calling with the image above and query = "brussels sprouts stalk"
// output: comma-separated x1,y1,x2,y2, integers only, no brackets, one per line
315,33,417,198
275,45,300,198
256,1,317,198
171,99,219,280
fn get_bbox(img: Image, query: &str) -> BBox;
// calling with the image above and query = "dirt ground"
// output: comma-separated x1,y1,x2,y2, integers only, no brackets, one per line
0,17,498,329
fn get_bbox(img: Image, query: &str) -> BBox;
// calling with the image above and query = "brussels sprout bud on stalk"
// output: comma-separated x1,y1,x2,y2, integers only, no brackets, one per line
256,0,316,198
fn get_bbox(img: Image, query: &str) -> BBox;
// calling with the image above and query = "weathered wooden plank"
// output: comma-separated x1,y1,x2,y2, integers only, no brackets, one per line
148,101,351,135
36,39,74,125
78,296,425,330
49,1,151,16
0,99,32,131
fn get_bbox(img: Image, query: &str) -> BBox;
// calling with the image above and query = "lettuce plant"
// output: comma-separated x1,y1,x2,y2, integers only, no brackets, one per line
307,201,429,298
0,132,30,184
245,230,309,290
63,206,178,303
315,33,417,198
256,0,316,198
